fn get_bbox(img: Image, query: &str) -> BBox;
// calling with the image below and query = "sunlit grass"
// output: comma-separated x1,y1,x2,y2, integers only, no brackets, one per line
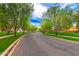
46,32,79,37
0,33,23,54
0,32,24,37
44,32,79,42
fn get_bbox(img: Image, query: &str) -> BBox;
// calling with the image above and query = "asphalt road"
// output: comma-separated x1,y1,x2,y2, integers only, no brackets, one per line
11,32,79,56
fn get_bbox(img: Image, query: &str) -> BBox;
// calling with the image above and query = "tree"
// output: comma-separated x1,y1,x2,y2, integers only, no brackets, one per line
55,8,72,32
0,3,34,35
44,5,74,35
73,10,79,30
46,6,60,35
41,18,53,33
27,23,37,32
19,4,33,33
0,4,12,33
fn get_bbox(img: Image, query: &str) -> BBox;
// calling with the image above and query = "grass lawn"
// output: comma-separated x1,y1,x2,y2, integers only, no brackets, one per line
44,32,79,42
0,34,23,54
46,31,79,37
0,32,23,37
58,36,79,42
0,32,12,37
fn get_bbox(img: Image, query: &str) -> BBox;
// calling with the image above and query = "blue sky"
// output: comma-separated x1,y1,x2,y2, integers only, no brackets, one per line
30,3,79,27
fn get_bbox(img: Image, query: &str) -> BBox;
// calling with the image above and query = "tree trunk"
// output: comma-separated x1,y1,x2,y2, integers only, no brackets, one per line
14,31,16,36
14,27,17,36
55,29,58,36
7,31,10,35
23,30,25,34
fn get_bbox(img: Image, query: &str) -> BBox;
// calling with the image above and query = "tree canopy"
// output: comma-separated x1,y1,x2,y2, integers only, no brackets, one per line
0,3,34,35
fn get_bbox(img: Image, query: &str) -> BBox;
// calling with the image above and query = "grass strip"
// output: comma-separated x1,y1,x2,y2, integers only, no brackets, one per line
47,32,79,37
44,32,79,42
0,34,23,54
0,32,23,37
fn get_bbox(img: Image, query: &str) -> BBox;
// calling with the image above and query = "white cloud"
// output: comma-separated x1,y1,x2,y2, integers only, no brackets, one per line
60,3,72,8
32,3,73,19
32,15,38,19
32,3,47,18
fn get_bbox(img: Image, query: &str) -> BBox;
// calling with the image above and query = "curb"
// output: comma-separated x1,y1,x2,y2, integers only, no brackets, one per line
52,36,79,44
0,34,26,56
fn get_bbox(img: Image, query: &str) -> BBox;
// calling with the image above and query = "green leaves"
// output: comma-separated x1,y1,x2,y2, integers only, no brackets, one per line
41,19,53,32
0,3,34,34
43,6,75,32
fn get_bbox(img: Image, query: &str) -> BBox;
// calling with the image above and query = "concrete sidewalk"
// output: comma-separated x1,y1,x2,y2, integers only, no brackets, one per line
0,35,14,39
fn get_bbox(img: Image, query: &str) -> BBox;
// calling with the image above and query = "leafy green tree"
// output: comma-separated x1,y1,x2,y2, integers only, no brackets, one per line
73,10,79,30
41,19,53,33
0,3,34,35
46,6,60,35
27,23,37,32
44,5,73,35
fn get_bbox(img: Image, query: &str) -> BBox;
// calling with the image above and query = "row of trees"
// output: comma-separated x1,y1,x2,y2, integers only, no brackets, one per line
27,23,38,32
41,19,52,32
41,5,79,35
0,3,34,35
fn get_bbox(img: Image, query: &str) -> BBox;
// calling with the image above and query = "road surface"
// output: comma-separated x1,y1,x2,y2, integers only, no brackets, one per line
11,32,79,56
